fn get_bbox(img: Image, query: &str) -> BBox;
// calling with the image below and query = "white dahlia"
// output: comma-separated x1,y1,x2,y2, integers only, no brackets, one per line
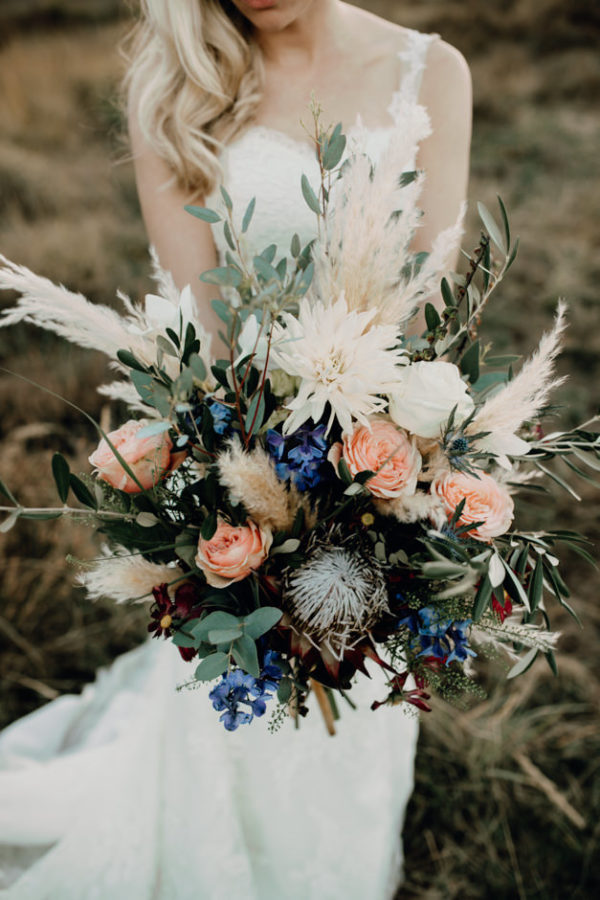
270,294,405,435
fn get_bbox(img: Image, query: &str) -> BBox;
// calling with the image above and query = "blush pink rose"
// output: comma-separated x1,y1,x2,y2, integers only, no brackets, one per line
328,419,421,499
89,419,182,493
432,470,514,542
196,518,273,588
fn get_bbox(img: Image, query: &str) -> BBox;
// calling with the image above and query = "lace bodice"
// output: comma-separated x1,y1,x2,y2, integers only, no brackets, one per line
206,28,438,261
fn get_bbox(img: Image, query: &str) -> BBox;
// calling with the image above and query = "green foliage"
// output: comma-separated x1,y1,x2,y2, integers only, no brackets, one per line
51,452,70,503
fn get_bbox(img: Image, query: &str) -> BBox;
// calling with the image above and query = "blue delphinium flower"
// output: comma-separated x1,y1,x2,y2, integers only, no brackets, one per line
398,606,476,666
208,652,283,731
206,399,233,436
266,423,328,491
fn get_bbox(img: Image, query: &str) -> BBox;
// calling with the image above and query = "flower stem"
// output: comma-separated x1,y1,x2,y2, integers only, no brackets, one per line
310,678,336,736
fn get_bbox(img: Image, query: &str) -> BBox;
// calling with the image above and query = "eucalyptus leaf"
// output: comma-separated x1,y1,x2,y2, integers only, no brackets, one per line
232,633,260,677
243,606,283,639
116,349,147,373
208,627,243,644
172,632,198,649
192,611,241,642
245,391,266,437
254,256,279,283
156,335,178,358
242,197,256,233
223,220,236,252
188,353,207,382
277,677,292,703
194,652,228,682
184,205,221,224
200,267,242,288
136,421,172,438
301,174,321,215
220,186,233,211
322,132,346,170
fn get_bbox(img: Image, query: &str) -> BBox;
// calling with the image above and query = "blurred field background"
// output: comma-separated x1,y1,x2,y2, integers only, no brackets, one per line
0,1,598,897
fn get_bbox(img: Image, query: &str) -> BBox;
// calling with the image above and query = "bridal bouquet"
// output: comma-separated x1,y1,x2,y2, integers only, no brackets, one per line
1,113,598,734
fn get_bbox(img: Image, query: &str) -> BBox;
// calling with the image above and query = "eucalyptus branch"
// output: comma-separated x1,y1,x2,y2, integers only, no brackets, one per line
0,504,137,522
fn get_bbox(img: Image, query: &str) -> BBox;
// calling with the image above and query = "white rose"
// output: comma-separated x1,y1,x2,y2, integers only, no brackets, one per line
388,361,474,439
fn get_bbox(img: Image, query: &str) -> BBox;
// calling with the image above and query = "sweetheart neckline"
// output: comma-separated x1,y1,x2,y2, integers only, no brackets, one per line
224,119,400,158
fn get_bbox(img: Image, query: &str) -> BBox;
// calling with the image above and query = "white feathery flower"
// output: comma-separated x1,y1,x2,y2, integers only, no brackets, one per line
473,612,560,659
0,253,212,381
283,530,390,658
270,294,406,435
77,546,185,604
469,302,567,465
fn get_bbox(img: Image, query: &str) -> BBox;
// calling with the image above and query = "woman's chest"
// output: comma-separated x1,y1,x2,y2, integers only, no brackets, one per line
254,46,405,141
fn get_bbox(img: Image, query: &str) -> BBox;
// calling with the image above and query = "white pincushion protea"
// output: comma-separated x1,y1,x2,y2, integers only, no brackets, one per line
282,530,390,657
270,293,405,435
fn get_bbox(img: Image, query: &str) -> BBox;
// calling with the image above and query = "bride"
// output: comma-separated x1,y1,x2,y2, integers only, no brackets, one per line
0,1,471,898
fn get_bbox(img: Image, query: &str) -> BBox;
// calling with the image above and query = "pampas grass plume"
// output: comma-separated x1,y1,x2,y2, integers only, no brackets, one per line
78,546,185,603
471,302,568,437
217,441,301,532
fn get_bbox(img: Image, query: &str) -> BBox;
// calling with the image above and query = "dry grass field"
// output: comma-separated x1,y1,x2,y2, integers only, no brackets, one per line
0,2,599,897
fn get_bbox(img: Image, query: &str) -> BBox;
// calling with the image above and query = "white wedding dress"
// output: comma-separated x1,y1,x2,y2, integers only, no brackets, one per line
0,28,438,900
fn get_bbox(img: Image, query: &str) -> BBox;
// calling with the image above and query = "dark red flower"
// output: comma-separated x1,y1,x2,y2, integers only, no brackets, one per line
492,591,513,623
371,671,432,713
177,646,198,662
148,582,203,639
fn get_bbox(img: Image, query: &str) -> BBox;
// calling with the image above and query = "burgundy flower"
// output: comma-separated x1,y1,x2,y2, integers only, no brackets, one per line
371,671,432,713
148,584,175,639
148,582,203,640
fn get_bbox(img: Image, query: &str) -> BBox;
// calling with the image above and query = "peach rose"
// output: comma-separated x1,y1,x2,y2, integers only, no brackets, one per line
329,419,421,499
196,518,273,588
432,470,514,542
89,419,181,493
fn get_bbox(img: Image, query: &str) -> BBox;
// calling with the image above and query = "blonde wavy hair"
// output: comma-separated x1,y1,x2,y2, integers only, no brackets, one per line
123,0,264,197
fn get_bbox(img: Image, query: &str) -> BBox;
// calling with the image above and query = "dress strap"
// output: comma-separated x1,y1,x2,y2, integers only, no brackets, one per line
386,30,440,130
391,29,440,108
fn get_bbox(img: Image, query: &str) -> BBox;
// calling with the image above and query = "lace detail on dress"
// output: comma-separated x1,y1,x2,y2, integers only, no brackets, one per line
388,29,440,119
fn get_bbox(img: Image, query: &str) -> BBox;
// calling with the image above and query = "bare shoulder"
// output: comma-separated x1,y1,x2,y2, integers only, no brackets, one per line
423,38,472,97
339,3,471,91
339,2,412,56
